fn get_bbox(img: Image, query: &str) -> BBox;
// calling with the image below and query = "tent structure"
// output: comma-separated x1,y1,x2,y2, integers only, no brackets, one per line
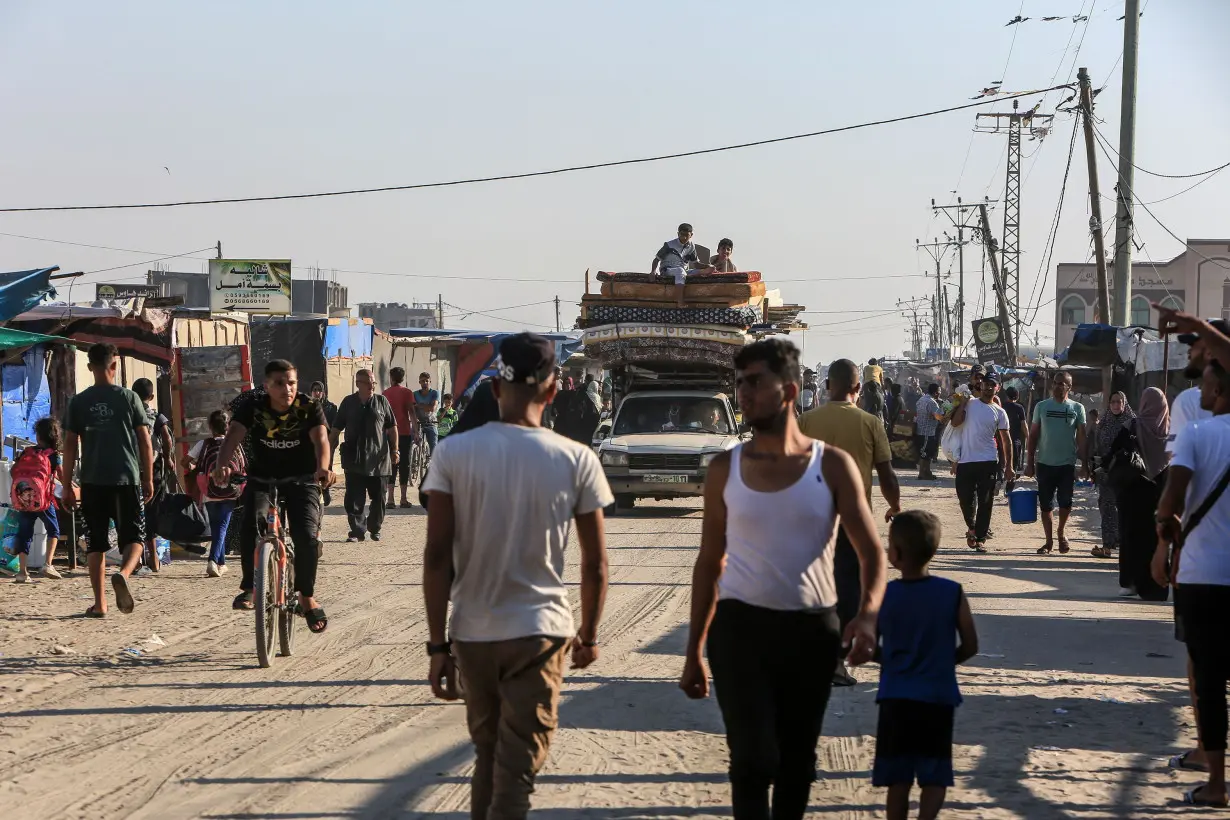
0,267,59,322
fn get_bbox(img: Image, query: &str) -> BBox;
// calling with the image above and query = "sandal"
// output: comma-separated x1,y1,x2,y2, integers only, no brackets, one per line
1038,542,1054,554
399,500,413,509
1090,546,1114,559
974,542,989,554
1169,751,1210,773
966,530,978,550
83,604,106,618
1058,538,1070,554
1184,785,1229,807
110,572,135,614
232,591,254,611
304,607,328,634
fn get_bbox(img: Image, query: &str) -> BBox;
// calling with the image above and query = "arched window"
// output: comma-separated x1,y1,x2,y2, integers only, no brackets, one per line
1131,295,1151,326
1160,295,1184,312
1060,295,1086,326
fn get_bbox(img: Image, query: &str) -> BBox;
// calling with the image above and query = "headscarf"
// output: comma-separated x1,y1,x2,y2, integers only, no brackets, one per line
585,379,603,412
1136,387,1170,478
1096,391,1135,458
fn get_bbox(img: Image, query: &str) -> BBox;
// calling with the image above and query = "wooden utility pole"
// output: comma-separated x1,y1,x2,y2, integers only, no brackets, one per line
977,203,1018,362
216,241,223,259
1111,0,1141,325
1078,67,1112,325
554,295,561,332
437,294,444,329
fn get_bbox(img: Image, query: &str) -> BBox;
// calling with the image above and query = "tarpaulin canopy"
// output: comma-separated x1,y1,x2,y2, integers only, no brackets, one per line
0,267,58,322
0,326,81,351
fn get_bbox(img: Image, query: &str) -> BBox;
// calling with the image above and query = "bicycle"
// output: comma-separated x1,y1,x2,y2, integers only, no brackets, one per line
239,474,319,668
405,435,426,488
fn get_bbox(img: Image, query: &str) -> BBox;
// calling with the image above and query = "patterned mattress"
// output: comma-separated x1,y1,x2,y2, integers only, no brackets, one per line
584,340,737,369
583,304,760,328
581,322,748,346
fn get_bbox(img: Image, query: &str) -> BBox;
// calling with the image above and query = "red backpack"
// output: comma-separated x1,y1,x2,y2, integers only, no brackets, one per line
195,438,245,501
10,446,55,513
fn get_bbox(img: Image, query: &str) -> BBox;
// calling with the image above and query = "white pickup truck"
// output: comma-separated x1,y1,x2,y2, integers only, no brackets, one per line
596,389,743,513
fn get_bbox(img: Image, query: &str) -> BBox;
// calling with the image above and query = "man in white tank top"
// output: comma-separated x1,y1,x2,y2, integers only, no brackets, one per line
680,339,888,820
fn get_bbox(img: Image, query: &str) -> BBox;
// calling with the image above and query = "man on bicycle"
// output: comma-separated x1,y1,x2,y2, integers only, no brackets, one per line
213,359,334,633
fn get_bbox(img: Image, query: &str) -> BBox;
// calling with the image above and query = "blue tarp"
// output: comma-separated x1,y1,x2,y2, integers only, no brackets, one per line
0,268,58,322
323,320,373,358
2,345,50,458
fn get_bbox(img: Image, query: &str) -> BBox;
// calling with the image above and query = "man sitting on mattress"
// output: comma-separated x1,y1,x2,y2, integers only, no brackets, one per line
650,222,710,307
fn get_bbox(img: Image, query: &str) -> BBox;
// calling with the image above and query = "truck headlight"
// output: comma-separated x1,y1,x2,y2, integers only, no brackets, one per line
601,451,628,467
700,452,722,468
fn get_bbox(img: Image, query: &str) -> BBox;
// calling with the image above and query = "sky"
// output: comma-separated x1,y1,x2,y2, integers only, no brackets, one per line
2,0,1228,366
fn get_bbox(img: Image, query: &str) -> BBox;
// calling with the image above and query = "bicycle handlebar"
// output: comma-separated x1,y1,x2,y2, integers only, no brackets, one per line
228,474,321,486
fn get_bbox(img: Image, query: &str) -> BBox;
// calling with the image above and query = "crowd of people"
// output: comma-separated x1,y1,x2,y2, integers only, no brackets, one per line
8,302,1230,815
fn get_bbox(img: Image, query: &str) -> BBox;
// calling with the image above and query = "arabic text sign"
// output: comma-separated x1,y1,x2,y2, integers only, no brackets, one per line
209,259,292,314
96,283,161,301
971,317,1009,365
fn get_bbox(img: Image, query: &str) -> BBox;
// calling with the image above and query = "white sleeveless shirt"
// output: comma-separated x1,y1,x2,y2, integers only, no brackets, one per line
718,441,839,611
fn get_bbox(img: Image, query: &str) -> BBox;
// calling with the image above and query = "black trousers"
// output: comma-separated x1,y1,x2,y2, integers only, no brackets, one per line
955,461,998,541
707,599,842,820
396,434,414,487
1179,584,1230,752
344,473,386,537
1117,474,1168,600
239,481,322,598
833,526,861,630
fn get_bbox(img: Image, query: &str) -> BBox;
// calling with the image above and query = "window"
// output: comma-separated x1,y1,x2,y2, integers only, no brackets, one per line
1160,295,1184,312
1131,295,1151,326
1060,295,1086,326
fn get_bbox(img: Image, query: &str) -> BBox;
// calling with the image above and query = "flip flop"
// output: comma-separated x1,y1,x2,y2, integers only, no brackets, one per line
84,604,106,618
110,572,135,614
1183,785,1229,807
232,591,254,611
966,530,978,550
304,607,328,634
974,541,989,553
1169,751,1210,773
1058,538,1071,554
1038,542,1054,554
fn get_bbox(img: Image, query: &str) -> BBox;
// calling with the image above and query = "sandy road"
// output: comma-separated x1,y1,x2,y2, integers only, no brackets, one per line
0,477,1221,819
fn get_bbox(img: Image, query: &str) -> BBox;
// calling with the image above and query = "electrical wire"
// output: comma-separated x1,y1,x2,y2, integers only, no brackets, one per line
0,85,1076,214
0,230,207,258
1096,165,1227,207
1092,123,1230,180
78,246,218,277
1022,113,1080,327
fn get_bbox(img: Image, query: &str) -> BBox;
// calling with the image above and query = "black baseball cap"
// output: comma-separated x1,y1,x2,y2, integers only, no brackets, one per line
496,333,556,385
1177,318,1230,346
983,371,1000,386
970,363,985,375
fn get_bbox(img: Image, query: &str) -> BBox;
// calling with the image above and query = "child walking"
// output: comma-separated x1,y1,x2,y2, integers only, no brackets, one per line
874,510,978,820
11,418,65,583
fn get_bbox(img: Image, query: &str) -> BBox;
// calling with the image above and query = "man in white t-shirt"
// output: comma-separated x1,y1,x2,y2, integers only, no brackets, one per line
950,372,1013,552
1155,359,1230,807
1166,318,1229,454
422,333,613,820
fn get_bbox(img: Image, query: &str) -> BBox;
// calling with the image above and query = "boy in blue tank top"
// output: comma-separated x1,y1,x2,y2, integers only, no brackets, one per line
874,510,979,820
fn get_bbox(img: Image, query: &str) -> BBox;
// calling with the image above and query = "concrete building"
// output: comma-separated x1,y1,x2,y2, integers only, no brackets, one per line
358,302,440,332
149,270,210,309
292,279,349,315
1053,239,1230,354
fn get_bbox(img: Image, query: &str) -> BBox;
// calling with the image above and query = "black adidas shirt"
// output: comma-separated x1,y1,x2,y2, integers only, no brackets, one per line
231,391,327,479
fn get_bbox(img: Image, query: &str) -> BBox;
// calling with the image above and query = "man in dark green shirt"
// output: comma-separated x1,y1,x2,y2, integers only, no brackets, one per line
62,343,155,618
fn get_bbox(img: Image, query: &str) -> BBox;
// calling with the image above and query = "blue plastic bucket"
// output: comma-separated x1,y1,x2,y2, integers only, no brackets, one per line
1008,488,1039,524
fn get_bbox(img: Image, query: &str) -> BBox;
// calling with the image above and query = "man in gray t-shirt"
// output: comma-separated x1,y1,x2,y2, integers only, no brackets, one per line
422,333,612,820
330,369,399,542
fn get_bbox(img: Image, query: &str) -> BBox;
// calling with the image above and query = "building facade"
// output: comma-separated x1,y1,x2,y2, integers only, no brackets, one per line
1053,239,1230,354
292,280,349,315
358,302,440,332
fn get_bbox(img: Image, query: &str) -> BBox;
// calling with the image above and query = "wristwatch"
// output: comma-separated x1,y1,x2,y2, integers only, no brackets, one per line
425,641,452,656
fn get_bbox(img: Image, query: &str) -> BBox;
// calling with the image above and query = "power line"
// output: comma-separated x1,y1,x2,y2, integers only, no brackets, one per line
78,246,218,277
1092,123,1230,180
0,231,204,257
0,85,1076,214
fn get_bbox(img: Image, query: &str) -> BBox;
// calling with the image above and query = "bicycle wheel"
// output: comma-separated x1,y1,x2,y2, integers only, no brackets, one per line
410,444,423,487
253,539,277,668
278,544,297,658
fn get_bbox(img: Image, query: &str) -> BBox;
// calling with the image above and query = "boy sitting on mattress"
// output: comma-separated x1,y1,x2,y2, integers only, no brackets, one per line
650,222,711,307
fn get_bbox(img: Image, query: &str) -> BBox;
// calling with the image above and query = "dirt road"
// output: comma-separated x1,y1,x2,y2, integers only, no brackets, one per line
0,478,1217,818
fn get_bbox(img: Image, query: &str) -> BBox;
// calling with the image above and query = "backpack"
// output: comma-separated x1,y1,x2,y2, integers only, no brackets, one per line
10,446,55,513
195,438,245,501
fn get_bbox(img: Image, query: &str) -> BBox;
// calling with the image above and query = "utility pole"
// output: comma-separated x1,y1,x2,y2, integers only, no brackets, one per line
1111,0,1140,325
932,198,995,346
976,203,1018,362
437,293,444,329
915,238,951,357
1078,67,1111,325
216,241,223,259
897,297,931,361
554,295,561,332
976,101,1055,349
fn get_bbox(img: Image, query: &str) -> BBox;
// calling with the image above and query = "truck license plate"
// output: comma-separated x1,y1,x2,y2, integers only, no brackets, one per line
644,474,689,484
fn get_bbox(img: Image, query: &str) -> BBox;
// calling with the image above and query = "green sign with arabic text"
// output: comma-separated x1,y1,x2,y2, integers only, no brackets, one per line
209,259,292,314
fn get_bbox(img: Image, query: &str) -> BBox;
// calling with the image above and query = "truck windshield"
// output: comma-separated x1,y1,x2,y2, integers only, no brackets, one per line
614,396,731,435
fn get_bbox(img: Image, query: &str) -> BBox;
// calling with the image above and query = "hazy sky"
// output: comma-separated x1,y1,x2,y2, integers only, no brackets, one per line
2,1,1227,364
